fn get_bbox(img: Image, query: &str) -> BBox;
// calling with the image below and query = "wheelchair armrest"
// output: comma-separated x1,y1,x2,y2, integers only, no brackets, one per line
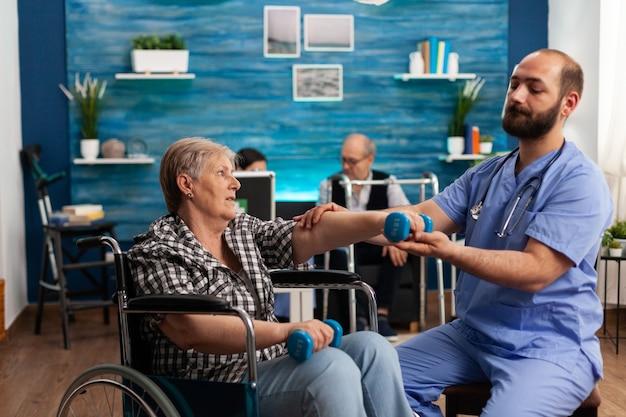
126,294,232,314
270,269,362,286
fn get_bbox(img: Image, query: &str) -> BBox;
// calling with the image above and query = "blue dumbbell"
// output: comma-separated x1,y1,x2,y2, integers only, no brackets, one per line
287,319,343,363
384,212,433,242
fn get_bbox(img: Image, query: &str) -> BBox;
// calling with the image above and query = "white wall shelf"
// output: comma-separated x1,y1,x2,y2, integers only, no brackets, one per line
74,157,155,165
438,154,486,163
115,73,195,80
394,73,477,82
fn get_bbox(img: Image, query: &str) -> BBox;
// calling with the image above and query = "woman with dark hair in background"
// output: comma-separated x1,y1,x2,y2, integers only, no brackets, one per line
236,147,267,171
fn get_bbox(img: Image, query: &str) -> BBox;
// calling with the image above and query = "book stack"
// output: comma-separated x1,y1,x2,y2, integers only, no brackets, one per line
416,37,455,75
49,204,105,226
463,124,481,155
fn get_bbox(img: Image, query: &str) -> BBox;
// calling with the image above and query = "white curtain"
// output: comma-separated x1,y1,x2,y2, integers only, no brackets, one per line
597,0,626,305
599,0,626,221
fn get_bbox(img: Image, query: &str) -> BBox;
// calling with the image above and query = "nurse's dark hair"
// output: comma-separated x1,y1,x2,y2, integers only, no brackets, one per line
538,48,584,99
160,137,235,213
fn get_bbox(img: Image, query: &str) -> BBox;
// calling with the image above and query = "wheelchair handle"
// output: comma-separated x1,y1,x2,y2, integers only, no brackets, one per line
287,319,343,363
76,236,122,255
384,212,433,242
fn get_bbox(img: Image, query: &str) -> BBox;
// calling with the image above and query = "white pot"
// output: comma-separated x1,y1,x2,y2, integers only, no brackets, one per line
609,247,623,257
131,50,189,73
479,142,493,154
80,139,100,160
447,136,465,155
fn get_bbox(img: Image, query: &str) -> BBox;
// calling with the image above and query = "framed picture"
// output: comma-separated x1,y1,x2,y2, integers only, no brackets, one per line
292,64,343,102
304,14,354,52
264,6,300,58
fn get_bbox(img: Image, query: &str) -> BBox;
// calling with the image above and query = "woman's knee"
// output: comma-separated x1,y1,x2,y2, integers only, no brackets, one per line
311,347,362,383
305,349,365,413
343,331,399,364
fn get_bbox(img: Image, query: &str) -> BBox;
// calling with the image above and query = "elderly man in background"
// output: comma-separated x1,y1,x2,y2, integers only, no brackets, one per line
319,133,410,341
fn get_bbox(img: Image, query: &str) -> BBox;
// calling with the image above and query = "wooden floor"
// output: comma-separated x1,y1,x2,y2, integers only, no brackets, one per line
1,304,625,417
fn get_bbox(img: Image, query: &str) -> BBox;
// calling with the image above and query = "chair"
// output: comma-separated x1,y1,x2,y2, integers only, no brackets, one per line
57,236,378,417
20,144,116,349
443,383,601,417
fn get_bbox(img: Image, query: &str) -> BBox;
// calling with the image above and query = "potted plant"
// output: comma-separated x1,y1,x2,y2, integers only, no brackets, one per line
608,220,626,247
602,230,614,248
59,73,107,160
479,135,494,154
131,34,189,73
609,239,623,257
447,77,485,154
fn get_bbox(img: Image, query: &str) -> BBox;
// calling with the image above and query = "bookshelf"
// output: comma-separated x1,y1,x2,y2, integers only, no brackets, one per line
394,73,477,82
74,157,155,165
438,154,486,163
114,73,195,80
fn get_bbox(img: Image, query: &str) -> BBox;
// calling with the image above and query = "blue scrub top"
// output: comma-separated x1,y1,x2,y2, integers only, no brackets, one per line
433,141,612,378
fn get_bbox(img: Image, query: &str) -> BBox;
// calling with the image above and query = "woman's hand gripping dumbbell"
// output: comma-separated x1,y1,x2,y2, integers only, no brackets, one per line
384,212,434,242
287,319,343,362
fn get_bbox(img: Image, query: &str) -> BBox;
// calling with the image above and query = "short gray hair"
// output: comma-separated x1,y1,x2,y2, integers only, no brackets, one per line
160,137,235,213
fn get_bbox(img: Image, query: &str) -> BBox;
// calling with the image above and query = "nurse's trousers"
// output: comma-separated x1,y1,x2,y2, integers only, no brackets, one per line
397,323,597,417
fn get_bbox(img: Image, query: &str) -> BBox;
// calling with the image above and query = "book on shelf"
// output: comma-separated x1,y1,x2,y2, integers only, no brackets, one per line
49,210,105,226
416,37,455,76
472,126,480,155
420,40,430,74
464,124,474,154
62,204,103,215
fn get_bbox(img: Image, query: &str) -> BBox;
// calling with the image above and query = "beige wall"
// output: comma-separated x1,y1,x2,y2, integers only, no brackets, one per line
0,0,27,328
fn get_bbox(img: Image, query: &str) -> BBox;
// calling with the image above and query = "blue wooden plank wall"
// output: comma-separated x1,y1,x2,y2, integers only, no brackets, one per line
66,0,508,241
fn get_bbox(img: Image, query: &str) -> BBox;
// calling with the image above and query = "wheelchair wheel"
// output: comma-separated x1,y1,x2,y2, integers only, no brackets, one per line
57,364,181,417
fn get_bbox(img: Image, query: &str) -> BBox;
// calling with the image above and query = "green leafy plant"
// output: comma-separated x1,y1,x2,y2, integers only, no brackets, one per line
58,73,107,139
608,220,626,239
609,240,622,249
479,134,494,143
602,230,614,247
132,34,186,50
448,77,485,137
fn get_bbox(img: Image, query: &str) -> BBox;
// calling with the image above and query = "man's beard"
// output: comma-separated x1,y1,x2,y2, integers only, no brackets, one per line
502,99,561,139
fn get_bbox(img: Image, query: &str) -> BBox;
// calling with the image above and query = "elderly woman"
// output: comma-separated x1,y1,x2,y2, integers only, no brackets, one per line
127,137,414,417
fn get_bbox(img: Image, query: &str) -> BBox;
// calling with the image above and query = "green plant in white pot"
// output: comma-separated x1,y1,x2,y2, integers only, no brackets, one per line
479,134,494,154
608,239,623,257
608,220,626,246
59,73,107,160
447,77,485,155
131,34,189,74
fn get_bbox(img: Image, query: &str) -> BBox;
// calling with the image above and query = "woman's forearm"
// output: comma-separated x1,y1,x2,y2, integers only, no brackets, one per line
291,211,388,263
159,314,290,354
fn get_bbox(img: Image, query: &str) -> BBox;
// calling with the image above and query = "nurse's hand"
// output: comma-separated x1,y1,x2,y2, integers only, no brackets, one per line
394,230,457,259
294,203,348,229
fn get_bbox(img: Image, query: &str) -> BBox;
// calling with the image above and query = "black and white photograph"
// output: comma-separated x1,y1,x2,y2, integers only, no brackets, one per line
264,6,300,58
292,64,343,101
304,14,354,52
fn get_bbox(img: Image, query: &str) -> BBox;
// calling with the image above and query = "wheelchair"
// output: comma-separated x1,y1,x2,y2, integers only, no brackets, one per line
57,236,378,417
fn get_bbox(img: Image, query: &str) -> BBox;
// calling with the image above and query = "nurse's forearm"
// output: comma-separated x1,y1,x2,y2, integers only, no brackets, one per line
445,238,572,292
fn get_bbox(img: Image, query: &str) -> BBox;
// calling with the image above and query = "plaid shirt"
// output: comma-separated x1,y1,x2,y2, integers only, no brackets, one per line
127,212,306,383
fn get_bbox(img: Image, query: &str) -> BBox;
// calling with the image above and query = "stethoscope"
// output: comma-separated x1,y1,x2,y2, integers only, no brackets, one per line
469,141,566,238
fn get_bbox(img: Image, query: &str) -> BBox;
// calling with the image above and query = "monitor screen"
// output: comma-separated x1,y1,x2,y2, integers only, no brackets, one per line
234,171,275,220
